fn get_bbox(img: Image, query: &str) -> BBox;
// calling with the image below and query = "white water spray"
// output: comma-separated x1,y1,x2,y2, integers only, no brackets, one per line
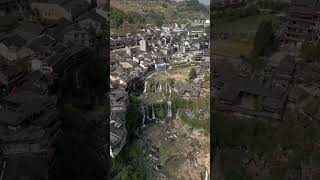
144,81,147,93
152,104,155,119
142,105,146,127
167,100,172,117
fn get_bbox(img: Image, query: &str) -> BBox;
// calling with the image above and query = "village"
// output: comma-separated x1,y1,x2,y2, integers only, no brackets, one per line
109,8,210,178
0,0,108,179
213,0,320,179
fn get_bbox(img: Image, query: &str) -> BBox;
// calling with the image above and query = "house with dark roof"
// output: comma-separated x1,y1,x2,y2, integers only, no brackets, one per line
31,0,91,22
216,77,286,120
63,24,94,47
25,35,56,57
110,89,129,108
76,9,107,33
0,34,26,61
0,0,18,15
110,123,127,158
0,156,48,180
0,22,44,61
282,0,320,44
44,17,72,41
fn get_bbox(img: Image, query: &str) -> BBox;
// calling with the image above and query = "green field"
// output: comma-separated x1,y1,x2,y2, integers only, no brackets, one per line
212,14,281,57
224,168,252,180
213,39,253,58
214,14,279,33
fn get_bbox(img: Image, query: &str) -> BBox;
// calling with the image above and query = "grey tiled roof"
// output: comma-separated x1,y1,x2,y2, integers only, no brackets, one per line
0,111,21,126
218,77,284,101
2,34,27,48
2,156,48,180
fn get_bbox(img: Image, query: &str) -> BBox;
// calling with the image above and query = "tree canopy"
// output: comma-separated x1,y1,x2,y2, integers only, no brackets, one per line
189,67,197,80
252,19,278,57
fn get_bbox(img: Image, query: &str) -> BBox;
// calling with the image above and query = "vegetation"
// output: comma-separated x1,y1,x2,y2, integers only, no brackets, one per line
180,110,209,133
214,112,320,160
111,0,208,31
188,67,197,80
146,10,165,27
301,36,320,62
111,80,148,180
213,39,253,57
213,14,281,57
51,53,107,180
240,54,266,77
57,56,106,108
257,0,290,11
172,95,209,133
204,73,209,81
234,19,277,76
252,19,278,57
52,105,106,180
223,168,250,180
213,4,259,22
111,7,146,29
111,142,147,180
177,0,209,13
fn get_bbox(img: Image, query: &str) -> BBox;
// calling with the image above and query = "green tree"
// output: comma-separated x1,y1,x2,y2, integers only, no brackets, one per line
189,67,197,80
252,19,278,57
52,105,105,180
301,36,320,62
241,54,266,78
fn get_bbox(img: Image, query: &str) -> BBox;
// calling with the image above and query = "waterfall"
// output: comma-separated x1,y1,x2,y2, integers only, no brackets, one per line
168,83,172,97
159,83,162,92
205,169,208,180
75,70,80,88
142,105,146,127
166,82,168,93
146,106,150,121
152,104,155,119
144,81,147,93
167,100,172,117
154,83,157,92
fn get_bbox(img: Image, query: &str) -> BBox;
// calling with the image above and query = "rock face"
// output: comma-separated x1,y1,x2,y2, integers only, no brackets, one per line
110,89,128,158
140,114,210,180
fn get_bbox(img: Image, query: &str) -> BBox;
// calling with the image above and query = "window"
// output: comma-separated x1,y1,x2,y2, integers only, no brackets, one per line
81,40,85,44
74,34,79,38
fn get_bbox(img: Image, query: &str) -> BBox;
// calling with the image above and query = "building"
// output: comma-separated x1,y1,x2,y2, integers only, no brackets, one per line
31,0,91,22
215,77,286,120
63,24,93,47
0,22,44,61
0,0,18,15
282,0,320,45
77,9,107,34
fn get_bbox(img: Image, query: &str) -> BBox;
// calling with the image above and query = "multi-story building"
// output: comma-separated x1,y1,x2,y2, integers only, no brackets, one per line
283,0,320,44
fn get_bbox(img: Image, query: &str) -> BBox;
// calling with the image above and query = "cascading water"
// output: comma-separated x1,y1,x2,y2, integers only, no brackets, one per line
166,82,168,93
144,81,147,93
152,104,156,119
159,83,162,92
75,70,80,88
167,100,172,117
142,105,146,127
205,169,208,180
146,106,150,121
168,83,172,98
